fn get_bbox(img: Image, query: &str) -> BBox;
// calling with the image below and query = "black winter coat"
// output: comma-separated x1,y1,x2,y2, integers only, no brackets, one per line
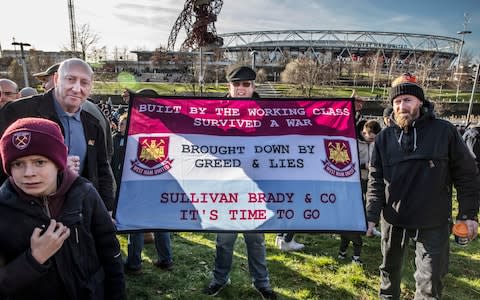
0,171,125,300
111,132,126,185
0,90,115,210
366,101,480,228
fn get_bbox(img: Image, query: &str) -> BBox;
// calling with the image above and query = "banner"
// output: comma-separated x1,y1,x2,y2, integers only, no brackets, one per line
114,96,366,232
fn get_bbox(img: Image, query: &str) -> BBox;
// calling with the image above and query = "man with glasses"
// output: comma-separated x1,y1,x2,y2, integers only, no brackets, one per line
204,66,277,299
225,67,260,98
0,79,19,108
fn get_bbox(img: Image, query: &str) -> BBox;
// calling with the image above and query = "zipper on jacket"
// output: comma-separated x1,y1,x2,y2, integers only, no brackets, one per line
42,196,51,218
75,227,79,244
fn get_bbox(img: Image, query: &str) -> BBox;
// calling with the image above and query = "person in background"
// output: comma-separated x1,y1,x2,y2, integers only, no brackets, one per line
366,73,479,299
358,120,382,238
111,113,128,184
19,87,38,98
0,58,115,213
382,106,393,128
204,66,276,299
33,64,59,92
0,79,19,108
0,117,125,299
339,119,382,265
462,123,480,170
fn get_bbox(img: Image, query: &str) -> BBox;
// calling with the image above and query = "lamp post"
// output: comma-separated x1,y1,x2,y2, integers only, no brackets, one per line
11,41,31,87
455,14,472,101
250,50,258,70
466,65,480,126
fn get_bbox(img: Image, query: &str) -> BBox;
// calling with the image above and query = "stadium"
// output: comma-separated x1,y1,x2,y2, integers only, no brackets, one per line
218,29,462,81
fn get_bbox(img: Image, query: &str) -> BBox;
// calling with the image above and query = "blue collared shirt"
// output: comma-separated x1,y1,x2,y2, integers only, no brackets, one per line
53,97,87,174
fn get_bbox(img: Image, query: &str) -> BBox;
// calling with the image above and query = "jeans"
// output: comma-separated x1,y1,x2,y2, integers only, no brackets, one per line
339,233,363,256
212,233,270,288
125,231,173,269
379,222,450,300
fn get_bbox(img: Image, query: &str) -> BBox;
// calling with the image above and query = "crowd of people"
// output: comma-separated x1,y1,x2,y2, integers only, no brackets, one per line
0,59,478,300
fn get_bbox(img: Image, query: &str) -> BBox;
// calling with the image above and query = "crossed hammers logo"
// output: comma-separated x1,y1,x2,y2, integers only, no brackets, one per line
12,132,31,150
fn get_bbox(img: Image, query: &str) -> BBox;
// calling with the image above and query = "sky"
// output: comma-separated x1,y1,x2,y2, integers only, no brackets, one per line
1,0,479,60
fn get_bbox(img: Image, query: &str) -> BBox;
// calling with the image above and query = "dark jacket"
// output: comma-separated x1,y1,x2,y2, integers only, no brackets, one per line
366,100,480,229
463,126,480,169
111,132,126,185
0,90,115,210
0,170,125,300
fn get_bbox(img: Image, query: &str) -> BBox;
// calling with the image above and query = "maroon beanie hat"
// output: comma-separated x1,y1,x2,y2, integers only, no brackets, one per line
0,118,67,175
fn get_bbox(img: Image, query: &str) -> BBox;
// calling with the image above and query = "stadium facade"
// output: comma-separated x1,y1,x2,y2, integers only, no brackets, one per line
130,29,463,83
219,30,462,79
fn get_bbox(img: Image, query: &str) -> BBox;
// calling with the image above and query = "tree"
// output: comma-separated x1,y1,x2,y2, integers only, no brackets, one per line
280,58,321,97
256,68,267,83
7,59,24,87
77,23,100,60
150,46,170,68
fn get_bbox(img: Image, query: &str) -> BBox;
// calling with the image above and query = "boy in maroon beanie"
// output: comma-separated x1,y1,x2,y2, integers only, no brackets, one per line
0,117,125,299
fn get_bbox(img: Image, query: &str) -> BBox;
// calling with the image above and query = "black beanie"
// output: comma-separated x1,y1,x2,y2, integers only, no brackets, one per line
389,83,425,104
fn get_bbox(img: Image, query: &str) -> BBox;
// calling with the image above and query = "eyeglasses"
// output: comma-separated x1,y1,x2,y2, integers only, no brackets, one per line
232,81,252,88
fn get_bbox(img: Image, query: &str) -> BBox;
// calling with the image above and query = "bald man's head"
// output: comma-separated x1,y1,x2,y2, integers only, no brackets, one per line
0,79,19,108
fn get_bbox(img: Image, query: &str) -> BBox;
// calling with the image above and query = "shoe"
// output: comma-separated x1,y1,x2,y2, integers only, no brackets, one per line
203,279,231,296
279,238,305,251
124,264,142,275
338,251,347,259
352,256,363,265
275,236,283,247
372,227,381,237
153,260,174,271
253,285,277,300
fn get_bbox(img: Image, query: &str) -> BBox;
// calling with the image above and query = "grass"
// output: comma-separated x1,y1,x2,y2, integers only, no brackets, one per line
92,81,478,102
119,231,480,299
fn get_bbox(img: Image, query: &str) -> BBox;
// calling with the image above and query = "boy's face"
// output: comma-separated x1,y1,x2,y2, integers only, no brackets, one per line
362,130,377,142
10,155,58,197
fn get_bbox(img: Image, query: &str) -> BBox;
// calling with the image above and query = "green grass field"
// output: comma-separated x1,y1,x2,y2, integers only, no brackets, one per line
92,81,478,102
119,226,480,299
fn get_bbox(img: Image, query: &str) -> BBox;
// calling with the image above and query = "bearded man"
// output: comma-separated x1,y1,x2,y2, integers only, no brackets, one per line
365,73,479,299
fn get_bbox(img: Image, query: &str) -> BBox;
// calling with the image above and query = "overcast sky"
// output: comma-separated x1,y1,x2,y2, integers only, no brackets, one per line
1,0,479,59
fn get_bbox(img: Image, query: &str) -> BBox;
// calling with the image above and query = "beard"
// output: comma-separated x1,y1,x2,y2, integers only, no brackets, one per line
394,112,415,129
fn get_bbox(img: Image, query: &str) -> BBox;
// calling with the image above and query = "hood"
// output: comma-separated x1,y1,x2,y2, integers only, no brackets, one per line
9,168,79,218
391,100,435,153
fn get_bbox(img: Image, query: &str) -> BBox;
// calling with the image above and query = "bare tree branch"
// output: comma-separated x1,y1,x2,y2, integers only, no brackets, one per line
77,23,100,60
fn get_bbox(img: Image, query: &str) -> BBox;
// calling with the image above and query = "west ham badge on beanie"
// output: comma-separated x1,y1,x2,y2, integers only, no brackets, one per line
0,118,67,175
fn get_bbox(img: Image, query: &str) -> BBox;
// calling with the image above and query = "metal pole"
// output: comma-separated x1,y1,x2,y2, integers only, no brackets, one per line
199,47,204,96
11,41,30,87
371,51,379,93
466,65,480,125
251,51,257,70
455,33,468,101
455,14,472,101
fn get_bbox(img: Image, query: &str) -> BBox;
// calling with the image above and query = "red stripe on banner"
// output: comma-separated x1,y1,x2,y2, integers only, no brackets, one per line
128,97,356,137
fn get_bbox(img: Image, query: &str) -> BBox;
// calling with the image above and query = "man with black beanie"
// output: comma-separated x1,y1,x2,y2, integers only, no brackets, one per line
366,73,479,299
